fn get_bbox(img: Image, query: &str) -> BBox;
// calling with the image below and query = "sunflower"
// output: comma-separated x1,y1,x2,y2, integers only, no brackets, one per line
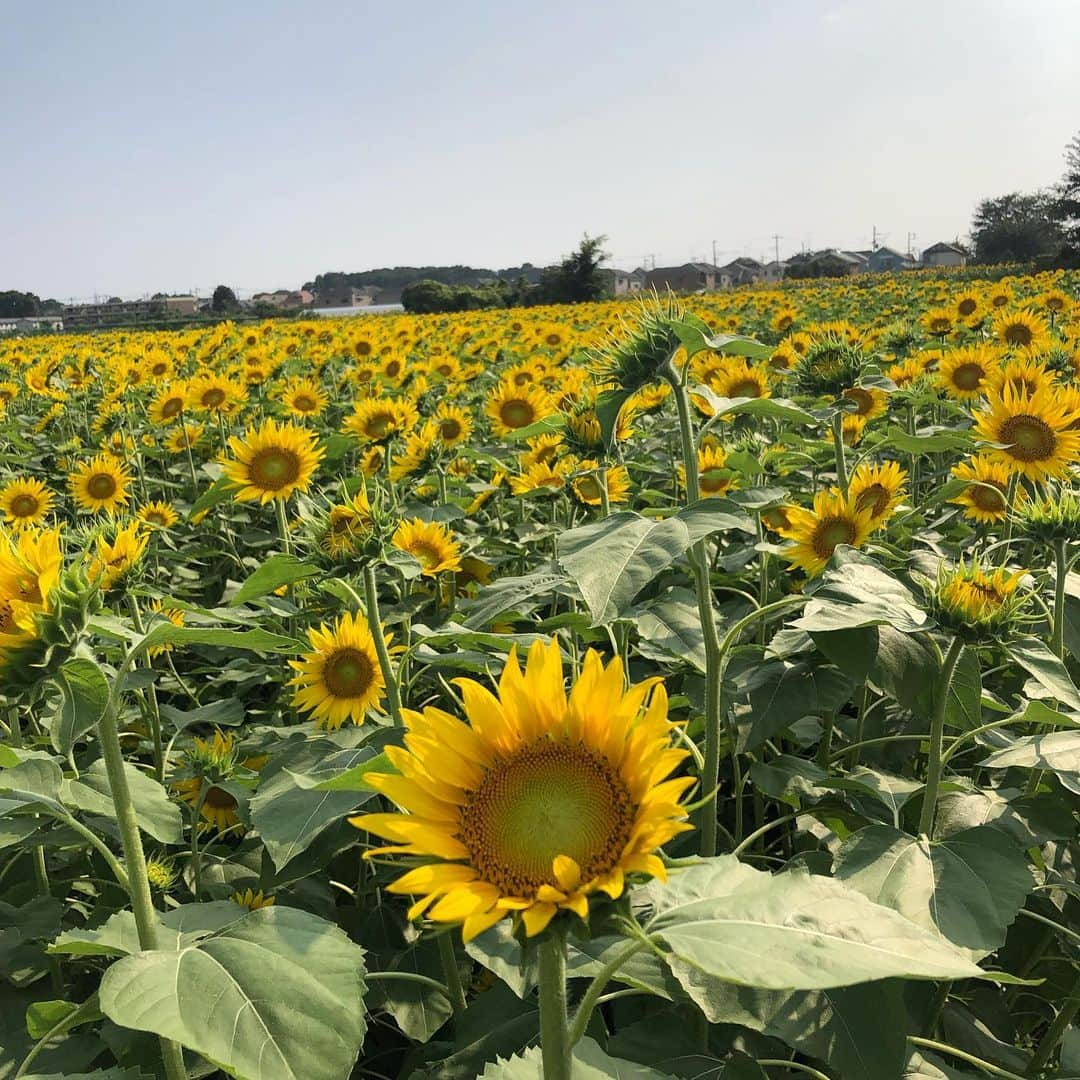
137,501,179,529
841,413,868,446
953,291,984,324
509,460,573,496
931,561,1028,639
937,345,999,401
849,461,907,524
972,384,1080,482
988,355,1056,399
148,384,188,425
841,385,888,421
887,358,927,389
0,478,54,530
571,462,631,507
221,418,324,503
710,357,771,401
434,403,474,448
280,378,328,419
165,422,205,455
390,421,440,483
520,433,565,469
993,308,1051,353
771,308,798,333
147,600,185,658
70,454,132,515
289,611,391,729
343,397,420,443
188,372,244,415
486,381,553,437
231,889,276,911
777,489,876,577
678,444,738,499
172,732,244,834
950,455,1022,524
0,527,62,664
87,522,149,591
320,490,374,559
921,308,955,337
768,342,799,374
351,639,691,941
392,518,462,576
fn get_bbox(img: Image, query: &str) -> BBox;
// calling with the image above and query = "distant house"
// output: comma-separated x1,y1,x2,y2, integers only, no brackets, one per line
252,289,316,309
922,242,968,269
763,260,788,283
719,257,765,287
866,246,917,273
164,295,198,315
0,315,64,334
598,268,645,296
839,250,871,272
644,263,720,293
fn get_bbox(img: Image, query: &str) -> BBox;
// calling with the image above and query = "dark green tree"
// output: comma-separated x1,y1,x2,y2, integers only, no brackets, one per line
0,291,40,317
539,234,610,304
970,192,1063,263
211,285,239,312
1052,131,1080,253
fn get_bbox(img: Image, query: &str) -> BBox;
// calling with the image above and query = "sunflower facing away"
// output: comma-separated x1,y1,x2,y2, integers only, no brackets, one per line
352,639,692,941
392,518,462,576
931,560,1029,638
69,454,132,515
0,478,55,530
0,527,62,664
222,418,325,503
777,489,876,577
972,384,1080,482
172,731,246,834
289,610,391,729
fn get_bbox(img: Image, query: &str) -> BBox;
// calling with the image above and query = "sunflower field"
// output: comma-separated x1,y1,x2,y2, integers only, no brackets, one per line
2,268,1080,1080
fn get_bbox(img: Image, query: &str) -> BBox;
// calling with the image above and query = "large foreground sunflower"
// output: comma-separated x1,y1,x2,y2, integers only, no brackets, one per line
69,455,132,515
289,611,390,729
352,639,692,941
972,384,1080,482
222,418,324,503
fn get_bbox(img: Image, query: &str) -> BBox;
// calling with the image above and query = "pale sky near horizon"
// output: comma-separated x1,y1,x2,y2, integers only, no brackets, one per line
3,0,1079,301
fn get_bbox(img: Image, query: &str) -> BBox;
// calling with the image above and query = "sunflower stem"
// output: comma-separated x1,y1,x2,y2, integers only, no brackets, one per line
538,931,572,1080
435,932,468,1014
831,408,848,493
568,938,647,1047
918,635,964,839
598,464,611,517
660,359,725,857
999,474,1019,566
33,846,64,996
179,410,200,495
96,677,188,1080
1052,537,1068,659
1025,965,1080,1076
274,496,292,556
362,562,404,726
126,592,165,784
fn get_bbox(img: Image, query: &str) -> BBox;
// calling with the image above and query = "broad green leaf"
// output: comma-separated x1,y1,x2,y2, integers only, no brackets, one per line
464,922,539,1000
251,743,380,869
369,936,453,1043
158,697,245,733
903,1049,980,1078
644,856,987,989
691,385,815,426
691,980,908,1080
979,730,1080,794
834,825,1033,957
62,760,183,844
935,789,1075,847
737,659,851,752
20,1070,146,1080
428,982,538,1079
479,1037,677,1079
188,475,235,517
50,658,109,757
98,907,367,1080
673,499,754,543
595,387,635,451
943,646,982,731
558,512,691,624
884,425,974,453
0,759,65,815
462,566,568,630
634,589,708,673
292,751,393,792
811,626,879,683
229,554,320,606
1006,637,1080,713
25,997,103,1039
832,767,924,827
567,936,679,1000
748,756,832,806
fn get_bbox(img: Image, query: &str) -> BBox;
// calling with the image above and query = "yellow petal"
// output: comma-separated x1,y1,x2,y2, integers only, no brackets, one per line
552,855,581,893
521,901,558,937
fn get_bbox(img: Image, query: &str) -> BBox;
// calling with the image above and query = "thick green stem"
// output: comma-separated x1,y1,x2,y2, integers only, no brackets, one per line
538,932,572,1080
126,594,164,783
568,939,646,1047
274,497,292,556
831,409,848,493
437,932,467,1014
1026,966,1080,1076
33,846,63,996
95,698,188,1080
918,636,964,839
598,465,611,518
362,563,404,726
999,474,1019,566
1052,537,1068,659
8,706,22,748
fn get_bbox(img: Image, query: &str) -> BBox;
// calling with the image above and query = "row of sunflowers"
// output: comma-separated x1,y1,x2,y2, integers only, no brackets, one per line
0,267,1079,1079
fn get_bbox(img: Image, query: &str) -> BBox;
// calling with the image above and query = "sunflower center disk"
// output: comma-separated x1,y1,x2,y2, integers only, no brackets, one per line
10,496,39,517
1000,415,1055,462
500,401,535,429
971,483,1006,512
323,647,376,698
87,474,117,499
203,785,237,810
459,741,633,897
813,518,856,559
951,363,984,391
249,448,301,489
855,484,888,518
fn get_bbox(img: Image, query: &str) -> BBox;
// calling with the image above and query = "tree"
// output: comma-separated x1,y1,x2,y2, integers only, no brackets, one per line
1052,130,1080,253
0,291,40,317
970,191,1063,264
539,234,610,304
211,285,239,312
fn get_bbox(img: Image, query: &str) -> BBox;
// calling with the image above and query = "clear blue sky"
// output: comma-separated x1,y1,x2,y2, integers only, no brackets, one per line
3,0,1079,300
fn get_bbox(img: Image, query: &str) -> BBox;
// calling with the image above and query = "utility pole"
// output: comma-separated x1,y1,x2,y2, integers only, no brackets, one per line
872,225,878,250
771,234,782,265
906,232,917,258
712,239,717,268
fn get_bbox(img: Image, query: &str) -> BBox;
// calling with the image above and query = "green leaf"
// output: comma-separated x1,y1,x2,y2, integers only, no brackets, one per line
50,658,109,757
292,751,393,792
884,425,974,454
158,697,245,734
691,385,816,426
904,1049,980,1078
944,646,982,731
936,789,1075,847
979,730,1080,794
644,856,987,990
98,907,367,1080
25,997,103,1039
188,475,235,518
691,981,909,1080
596,387,635,451
49,913,152,958
479,1037,677,1079
20,1070,148,1080
673,499,755,543
834,825,1033,957
137,625,300,656
251,743,379,870
634,589,708,674
811,626,879,683
428,982,539,1078
229,555,320,606
737,659,851,752
1005,636,1080,713
462,566,568,630
464,922,539,1000
0,759,66,815
504,413,566,441
557,512,692,624
62,760,183,844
